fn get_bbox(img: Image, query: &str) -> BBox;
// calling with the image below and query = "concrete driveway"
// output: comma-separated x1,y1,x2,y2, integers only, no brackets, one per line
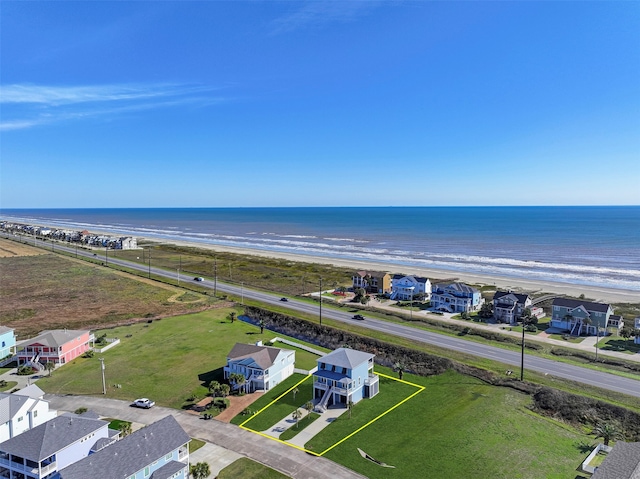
45,394,366,479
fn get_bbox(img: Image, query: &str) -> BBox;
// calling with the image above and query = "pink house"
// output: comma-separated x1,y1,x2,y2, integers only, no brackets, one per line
17,329,92,367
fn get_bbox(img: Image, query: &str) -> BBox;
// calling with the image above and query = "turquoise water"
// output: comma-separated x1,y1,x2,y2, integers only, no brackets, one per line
1,206,639,291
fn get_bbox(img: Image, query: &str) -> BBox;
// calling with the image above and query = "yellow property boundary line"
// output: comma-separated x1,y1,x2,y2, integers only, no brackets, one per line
239,371,425,456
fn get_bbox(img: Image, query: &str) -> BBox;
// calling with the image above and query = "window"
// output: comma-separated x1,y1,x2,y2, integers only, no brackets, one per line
34,410,38,417
165,453,173,461
145,466,150,477
17,416,23,422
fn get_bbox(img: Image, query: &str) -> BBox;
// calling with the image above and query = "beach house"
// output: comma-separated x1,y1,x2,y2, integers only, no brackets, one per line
431,282,484,313
550,298,621,336
59,416,190,479
313,348,379,411
492,291,533,324
0,413,115,479
635,317,640,345
17,329,92,369
352,271,392,294
391,275,431,301
0,326,16,360
224,342,295,392
0,385,57,443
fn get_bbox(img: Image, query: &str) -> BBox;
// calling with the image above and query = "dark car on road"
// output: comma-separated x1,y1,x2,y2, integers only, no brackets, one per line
352,314,365,320
194,277,204,282
280,297,288,302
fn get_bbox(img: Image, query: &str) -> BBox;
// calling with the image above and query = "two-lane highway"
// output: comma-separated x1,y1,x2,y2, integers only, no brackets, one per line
6,233,640,399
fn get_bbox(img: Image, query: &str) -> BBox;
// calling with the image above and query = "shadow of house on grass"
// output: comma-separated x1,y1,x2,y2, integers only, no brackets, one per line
198,367,224,389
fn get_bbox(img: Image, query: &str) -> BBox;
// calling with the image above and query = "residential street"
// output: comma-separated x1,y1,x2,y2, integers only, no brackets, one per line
45,394,366,479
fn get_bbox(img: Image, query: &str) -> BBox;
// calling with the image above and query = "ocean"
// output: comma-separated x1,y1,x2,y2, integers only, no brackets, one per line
1,207,639,291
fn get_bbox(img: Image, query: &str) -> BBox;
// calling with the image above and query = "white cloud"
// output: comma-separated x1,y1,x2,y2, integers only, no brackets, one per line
270,0,380,35
0,83,225,130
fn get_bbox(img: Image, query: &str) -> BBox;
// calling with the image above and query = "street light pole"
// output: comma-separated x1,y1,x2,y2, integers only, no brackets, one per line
99,358,106,394
148,247,151,279
105,246,108,266
520,320,526,381
214,259,217,296
595,326,599,361
241,282,244,305
319,277,323,326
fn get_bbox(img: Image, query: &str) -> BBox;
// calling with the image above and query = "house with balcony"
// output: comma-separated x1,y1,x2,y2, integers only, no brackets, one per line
431,282,484,313
492,291,533,324
635,317,640,345
313,348,379,412
17,329,92,369
352,271,392,294
0,385,57,443
224,342,295,393
391,275,431,301
0,327,16,360
59,415,190,479
0,413,115,479
550,298,620,336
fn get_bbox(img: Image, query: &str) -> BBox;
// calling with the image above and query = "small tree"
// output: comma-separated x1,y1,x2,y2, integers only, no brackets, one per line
292,409,302,429
118,421,132,437
259,319,265,334
305,401,314,416
208,381,220,396
393,361,406,380
220,384,230,398
229,312,236,323
45,361,55,376
592,422,623,446
479,302,494,319
292,386,299,400
621,326,633,346
347,399,354,419
190,461,211,479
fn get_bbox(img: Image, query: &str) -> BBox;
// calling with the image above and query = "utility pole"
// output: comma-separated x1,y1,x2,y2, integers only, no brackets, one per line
148,247,151,279
241,282,244,305
99,358,106,394
105,245,108,266
595,325,599,361
214,259,218,296
520,320,526,381
319,277,323,326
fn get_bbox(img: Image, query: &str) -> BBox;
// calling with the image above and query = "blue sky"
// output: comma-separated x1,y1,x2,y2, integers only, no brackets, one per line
1,1,639,208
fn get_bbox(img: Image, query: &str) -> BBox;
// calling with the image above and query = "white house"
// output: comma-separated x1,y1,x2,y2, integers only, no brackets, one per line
224,342,295,393
431,282,484,313
0,385,57,443
391,275,431,301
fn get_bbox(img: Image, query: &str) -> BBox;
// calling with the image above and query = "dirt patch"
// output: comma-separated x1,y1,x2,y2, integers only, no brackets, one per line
215,391,264,423
0,238,45,258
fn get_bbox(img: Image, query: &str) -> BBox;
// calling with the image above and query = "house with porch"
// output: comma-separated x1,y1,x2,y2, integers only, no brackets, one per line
391,275,431,301
431,282,484,313
224,342,295,393
17,329,92,369
59,415,190,479
550,298,621,336
635,317,640,345
0,385,57,443
0,413,116,479
0,327,16,360
492,291,533,324
352,271,392,294
313,348,379,412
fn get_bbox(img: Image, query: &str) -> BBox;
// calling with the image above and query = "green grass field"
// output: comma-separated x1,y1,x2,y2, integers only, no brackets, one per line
307,370,588,479
37,309,321,409
217,458,289,479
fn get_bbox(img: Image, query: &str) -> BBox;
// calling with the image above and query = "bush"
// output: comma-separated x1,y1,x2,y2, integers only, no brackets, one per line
82,350,94,358
17,366,36,376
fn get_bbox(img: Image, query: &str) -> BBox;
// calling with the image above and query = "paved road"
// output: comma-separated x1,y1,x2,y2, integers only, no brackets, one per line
45,394,366,479
6,234,640,399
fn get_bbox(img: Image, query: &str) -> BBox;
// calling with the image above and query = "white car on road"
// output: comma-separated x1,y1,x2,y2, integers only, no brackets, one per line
133,398,155,409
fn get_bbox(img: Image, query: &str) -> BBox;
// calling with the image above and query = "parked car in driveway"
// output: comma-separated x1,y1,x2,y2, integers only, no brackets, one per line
352,314,365,320
133,398,155,409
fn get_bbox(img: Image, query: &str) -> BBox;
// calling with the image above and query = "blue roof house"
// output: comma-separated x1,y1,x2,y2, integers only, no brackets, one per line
313,348,379,411
0,326,16,360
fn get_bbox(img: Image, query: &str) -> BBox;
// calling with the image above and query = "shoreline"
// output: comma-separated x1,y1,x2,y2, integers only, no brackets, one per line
142,236,639,304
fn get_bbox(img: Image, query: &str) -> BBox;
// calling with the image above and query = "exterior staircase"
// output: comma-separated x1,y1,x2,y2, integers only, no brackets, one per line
315,387,333,413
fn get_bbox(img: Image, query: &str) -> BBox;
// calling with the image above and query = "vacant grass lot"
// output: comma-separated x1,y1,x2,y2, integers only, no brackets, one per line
307,369,587,479
37,309,321,409
0,253,217,337
217,458,289,479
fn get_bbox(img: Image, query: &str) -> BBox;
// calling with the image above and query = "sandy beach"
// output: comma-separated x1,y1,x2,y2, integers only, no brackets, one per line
144,236,639,305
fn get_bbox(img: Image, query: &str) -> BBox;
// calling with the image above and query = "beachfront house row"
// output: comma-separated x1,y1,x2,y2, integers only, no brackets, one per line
59,415,190,479
549,298,621,336
0,413,116,479
352,271,392,294
391,275,432,301
313,348,379,411
0,385,57,443
17,329,93,370
224,342,295,393
0,326,16,360
492,291,533,325
431,282,484,313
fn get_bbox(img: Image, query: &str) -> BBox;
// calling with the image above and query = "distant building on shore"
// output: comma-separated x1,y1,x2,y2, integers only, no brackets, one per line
549,298,622,336
390,274,431,301
431,282,484,313
352,271,392,294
